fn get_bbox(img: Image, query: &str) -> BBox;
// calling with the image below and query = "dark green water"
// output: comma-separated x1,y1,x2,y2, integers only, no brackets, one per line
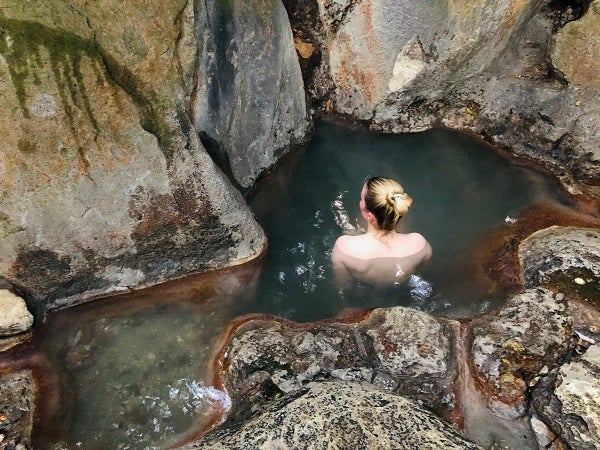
243,120,570,321
29,120,571,449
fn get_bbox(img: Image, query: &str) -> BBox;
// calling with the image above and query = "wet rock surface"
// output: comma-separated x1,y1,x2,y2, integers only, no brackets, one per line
519,226,600,306
532,344,600,450
218,307,458,422
470,288,574,411
0,371,34,450
182,380,481,450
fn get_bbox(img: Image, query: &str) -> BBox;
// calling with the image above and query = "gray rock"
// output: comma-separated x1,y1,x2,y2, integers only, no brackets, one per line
182,381,481,449
0,371,34,450
470,288,573,414
519,226,600,300
532,344,600,450
194,0,311,190
551,0,600,88
217,307,458,421
0,290,33,337
364,307,458,414
0,3,266,312
291,0,600,202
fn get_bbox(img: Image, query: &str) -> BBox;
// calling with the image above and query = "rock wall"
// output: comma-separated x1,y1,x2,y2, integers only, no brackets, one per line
193,0,311,191
0,1,297,312
288,0,600,204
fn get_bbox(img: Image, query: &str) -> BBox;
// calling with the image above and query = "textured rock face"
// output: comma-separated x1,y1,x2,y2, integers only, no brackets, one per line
470,288,573,412
288,0,600,202
0,290,33,336
552,0,600,87
0,2,266,311
217,307,459,421
0,371,35,449
532,345,600,450
519,226,600,304
182,381,481,450
193,0,311,190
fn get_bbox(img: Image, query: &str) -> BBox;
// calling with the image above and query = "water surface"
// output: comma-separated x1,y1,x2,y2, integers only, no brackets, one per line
245,119,571,321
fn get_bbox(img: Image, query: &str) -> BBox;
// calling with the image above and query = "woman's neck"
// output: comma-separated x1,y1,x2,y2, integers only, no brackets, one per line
366,223,394,239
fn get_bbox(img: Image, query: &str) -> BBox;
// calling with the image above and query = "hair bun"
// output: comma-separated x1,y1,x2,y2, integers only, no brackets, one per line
387,191,412,215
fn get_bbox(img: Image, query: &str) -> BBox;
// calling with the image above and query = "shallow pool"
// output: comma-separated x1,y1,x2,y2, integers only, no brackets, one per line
29,120,571,449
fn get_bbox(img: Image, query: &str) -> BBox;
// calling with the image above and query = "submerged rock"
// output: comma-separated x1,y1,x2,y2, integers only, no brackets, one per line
0,371,35,449
0,290,33,337
470,288,573,414
532,344,600,449
182,381,481,449
218,307,458,422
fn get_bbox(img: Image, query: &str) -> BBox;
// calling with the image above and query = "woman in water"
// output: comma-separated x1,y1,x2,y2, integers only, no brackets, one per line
331,176,431,287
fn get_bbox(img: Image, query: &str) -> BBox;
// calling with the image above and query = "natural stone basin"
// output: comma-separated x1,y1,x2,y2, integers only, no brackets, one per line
20,120,577,448
247,119,572,320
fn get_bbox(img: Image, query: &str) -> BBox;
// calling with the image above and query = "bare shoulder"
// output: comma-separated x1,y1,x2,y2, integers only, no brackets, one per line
333,234,368,258
407,232,428,247
407,232,432,259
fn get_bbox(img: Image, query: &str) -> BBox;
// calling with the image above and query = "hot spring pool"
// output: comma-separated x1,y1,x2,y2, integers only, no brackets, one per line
28,120,572,449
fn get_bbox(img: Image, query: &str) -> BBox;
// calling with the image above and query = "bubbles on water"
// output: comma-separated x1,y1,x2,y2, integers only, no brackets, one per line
393,263,406,285
504,216,518,224
331,191,364,235
313,210,324,227
167,378,231,415
408,275,433,301
295,265,308,275
479,300,491,313
290,242,306,254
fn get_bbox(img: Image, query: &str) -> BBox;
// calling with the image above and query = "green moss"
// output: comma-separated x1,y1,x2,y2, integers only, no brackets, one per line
17,136,37,154
0,213,24,238
96,48,178,165
0,14,179,166
0,14,99,133
122,26,149,59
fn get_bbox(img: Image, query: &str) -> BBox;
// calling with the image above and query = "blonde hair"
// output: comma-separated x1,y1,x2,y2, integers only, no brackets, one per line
365,176,413,231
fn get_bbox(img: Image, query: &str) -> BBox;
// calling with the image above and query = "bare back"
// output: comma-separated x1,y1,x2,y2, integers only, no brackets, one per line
331,232,432,287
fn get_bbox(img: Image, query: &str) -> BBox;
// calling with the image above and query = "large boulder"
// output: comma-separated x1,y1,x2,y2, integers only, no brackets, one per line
532,344,600,450
470,288,573,414
212,307,459,421
519,226,600,306
182,381,481,449
286,0,600,203
551,0,600,88
193,0,311,191
0,2,267,312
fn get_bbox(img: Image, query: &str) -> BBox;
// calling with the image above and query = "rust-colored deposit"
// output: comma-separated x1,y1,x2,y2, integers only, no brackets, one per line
482,203,600,291
176,308,374,445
